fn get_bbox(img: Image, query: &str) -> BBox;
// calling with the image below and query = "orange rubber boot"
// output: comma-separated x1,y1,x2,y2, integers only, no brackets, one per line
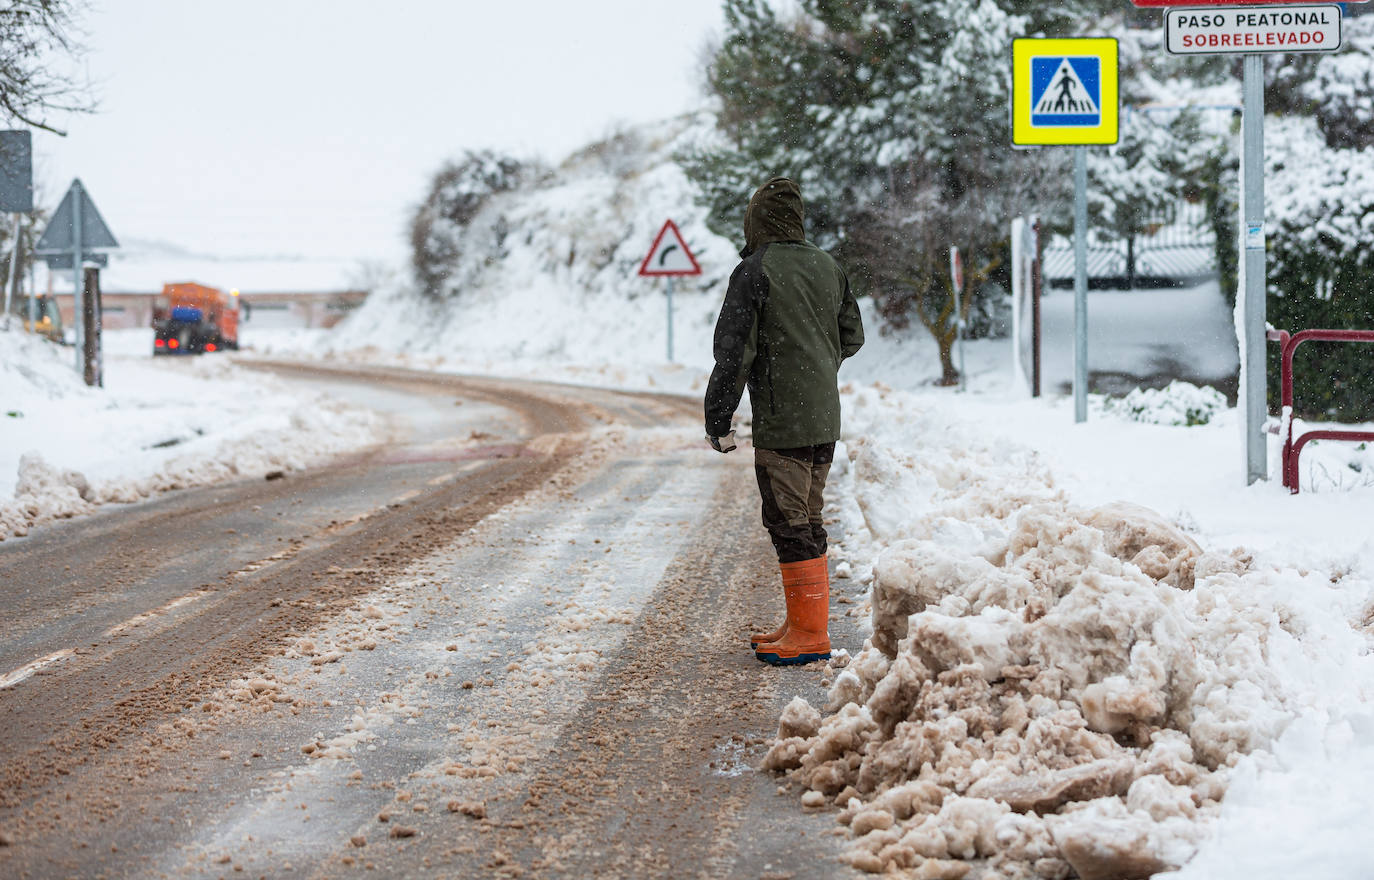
749,618,788,649
749,554,827,648
755,556,830,666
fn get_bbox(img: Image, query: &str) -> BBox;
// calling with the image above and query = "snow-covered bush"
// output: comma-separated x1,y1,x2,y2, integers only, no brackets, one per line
1307,34,1374,150
409,151,533,299
1102,382,1228,427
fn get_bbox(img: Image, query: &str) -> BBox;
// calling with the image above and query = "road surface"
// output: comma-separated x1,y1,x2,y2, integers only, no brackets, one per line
0,362,862,879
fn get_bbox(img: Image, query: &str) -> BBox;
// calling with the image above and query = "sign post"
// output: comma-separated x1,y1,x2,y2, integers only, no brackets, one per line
35,179,118,384
1011,216,1043,397
1074,146,1090,423
1240,54,1267,485
1012,37,1119,423
0,131,33,331
951,246,967,391
637,219,701,363
1134,0,1360,483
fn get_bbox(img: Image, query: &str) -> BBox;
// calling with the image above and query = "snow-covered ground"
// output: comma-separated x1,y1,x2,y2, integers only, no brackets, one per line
0,327,386,540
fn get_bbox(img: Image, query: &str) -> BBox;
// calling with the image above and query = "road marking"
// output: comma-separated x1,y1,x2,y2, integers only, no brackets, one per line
0,649,75,690
2,588,217,689
103,590,213,638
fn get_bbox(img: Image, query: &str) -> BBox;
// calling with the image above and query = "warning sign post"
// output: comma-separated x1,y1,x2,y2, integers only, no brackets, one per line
1011,38,1118,425
638,219,701,362
1011,38,1118,147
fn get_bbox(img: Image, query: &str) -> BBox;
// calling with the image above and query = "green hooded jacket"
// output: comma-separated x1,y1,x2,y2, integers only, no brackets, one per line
704,177,864,449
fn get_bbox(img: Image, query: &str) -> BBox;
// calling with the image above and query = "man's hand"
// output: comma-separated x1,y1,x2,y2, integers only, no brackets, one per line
707,430,737,453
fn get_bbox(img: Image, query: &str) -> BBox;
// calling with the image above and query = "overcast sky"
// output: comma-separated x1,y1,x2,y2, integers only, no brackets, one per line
33,0,725,265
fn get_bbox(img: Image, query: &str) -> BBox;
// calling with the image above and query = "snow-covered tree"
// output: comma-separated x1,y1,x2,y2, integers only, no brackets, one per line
686,0,1124,384
1249,17,1374,420
0,0,90,134
409,152,530,300
1087,108,1210,288
1265,113,1374,420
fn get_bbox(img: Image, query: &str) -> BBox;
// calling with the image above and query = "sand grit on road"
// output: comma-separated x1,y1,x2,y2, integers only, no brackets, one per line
0,368,866,879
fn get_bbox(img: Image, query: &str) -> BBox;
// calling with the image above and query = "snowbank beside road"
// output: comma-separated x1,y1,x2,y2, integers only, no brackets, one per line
0,328,385,541
787,385,1374,879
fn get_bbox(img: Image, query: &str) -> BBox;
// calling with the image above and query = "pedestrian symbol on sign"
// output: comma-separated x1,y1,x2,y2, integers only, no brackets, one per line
1031,57,1101,127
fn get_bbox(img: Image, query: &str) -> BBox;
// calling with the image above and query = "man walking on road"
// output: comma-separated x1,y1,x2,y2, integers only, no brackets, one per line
704,177,864,666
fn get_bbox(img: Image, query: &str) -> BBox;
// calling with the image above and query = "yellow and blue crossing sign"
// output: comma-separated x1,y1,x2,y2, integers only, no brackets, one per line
1012,38,1119,146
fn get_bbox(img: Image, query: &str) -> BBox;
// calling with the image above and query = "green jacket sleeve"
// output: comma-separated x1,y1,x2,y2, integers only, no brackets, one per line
838,272,864,361
704,255,766,438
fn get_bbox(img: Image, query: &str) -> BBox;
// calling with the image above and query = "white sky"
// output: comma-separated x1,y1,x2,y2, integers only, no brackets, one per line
32,0,724,265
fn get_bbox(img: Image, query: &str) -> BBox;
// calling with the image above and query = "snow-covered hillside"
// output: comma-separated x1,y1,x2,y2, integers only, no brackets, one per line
328,115,735,371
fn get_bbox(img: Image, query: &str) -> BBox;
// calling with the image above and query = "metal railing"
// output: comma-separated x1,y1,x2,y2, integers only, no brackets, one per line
1266,328,1374,494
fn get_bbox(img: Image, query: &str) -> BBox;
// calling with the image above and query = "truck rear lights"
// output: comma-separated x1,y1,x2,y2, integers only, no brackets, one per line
168,339,180,350
154,338,166,348
205,343,218,352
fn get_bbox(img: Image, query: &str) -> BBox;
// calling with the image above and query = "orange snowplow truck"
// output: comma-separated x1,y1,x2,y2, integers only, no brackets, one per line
152,283,240,355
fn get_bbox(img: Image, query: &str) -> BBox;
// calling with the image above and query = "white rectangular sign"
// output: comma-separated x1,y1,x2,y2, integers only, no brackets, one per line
1166,5,1341,54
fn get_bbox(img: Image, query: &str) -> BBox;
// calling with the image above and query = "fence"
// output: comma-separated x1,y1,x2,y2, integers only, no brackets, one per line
1266,328,1374,494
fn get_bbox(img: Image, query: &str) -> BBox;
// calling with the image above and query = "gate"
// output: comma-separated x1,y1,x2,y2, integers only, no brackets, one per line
1266,328,1374,494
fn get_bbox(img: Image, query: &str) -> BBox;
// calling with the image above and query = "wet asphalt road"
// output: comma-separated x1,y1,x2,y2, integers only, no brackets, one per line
0,362,863,879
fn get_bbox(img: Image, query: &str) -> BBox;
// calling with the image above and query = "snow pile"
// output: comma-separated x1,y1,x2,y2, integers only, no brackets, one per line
1101,382,1228,427
766,388,1374,879
0,328,386,540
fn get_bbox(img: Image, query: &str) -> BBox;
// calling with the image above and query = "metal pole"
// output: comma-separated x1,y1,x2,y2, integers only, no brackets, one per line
666,276,675,363
1073,145,1089,423
954,247,966,392
1031,215,1043,399
89,267,103,387
3,214,18,330
26,228,35,331
72,182,85,375
1241,54,1268,484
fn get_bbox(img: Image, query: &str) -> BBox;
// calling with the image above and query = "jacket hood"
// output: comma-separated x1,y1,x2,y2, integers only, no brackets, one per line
742,177,805,256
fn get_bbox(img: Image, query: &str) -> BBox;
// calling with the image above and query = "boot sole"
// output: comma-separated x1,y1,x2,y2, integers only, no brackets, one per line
754,650,830,666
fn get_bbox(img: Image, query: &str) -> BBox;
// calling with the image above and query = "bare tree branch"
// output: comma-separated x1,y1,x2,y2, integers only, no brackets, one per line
0,0,93,135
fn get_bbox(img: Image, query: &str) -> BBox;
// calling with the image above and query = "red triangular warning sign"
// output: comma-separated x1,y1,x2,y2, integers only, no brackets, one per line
638,219,701,277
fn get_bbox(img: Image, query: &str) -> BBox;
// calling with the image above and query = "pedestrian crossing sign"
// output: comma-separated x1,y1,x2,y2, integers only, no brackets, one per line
1012,38,1118,146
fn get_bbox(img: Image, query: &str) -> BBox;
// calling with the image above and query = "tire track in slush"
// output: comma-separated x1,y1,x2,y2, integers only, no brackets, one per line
0,368,695,815
0,365,858,879
361,467,863,880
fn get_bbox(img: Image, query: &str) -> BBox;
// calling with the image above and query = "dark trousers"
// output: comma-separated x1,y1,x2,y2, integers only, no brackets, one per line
753,443,835,563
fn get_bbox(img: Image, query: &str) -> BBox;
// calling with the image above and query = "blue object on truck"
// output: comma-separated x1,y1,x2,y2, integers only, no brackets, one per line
170,305,203,323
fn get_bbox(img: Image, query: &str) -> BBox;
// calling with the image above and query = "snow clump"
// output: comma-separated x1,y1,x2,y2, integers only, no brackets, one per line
766,391,1374,879
1101,382,1228,427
